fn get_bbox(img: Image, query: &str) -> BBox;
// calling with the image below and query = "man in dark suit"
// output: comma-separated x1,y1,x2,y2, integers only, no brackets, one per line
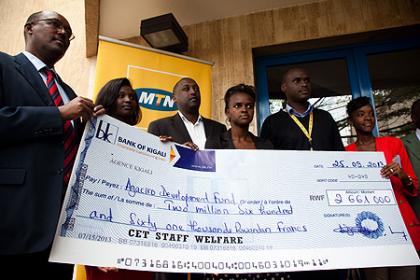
148,77,225,280
148,77,226,150
0,11,102,279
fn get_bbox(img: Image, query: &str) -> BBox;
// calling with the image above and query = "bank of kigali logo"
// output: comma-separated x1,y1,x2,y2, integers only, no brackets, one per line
95,120,118,144
135,88,177,111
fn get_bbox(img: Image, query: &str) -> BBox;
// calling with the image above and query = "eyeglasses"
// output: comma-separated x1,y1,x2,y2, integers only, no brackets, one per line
30,18,75,41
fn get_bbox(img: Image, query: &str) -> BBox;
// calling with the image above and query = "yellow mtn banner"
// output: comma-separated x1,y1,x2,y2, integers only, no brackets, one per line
94,38,213,129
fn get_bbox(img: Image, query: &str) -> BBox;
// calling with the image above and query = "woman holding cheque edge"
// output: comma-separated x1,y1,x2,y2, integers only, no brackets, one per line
345,97,419,280
84,78,153,280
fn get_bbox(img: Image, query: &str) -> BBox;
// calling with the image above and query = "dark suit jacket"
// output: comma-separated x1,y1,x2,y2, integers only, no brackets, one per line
0,52,82,254
147,113,227,144
402,132,420,217
205,129,273,149
148,114,226,280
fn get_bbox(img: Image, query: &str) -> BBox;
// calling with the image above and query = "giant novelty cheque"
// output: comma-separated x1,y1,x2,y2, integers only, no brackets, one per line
50,115,420,273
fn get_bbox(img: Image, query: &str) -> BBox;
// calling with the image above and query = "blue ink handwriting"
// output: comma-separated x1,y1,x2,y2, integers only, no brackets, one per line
125,178,156,198
389,226,408,241
89,207,113,222
129,213,157,231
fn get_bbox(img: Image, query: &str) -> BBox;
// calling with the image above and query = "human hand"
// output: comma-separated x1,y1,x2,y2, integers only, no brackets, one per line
183,141,199,151
58,96,95,121
381,162,404,179
97,267,119,273
159,135,174,142
93,105,106,117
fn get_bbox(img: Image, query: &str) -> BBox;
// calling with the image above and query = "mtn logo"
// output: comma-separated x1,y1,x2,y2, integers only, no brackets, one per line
135,88,177,111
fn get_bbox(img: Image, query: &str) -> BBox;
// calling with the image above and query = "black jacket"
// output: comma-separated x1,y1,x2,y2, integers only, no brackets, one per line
0,52,83,254
148,113,226,144
205,129,273,149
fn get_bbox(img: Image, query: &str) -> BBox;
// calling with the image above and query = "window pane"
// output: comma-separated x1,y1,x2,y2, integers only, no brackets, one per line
368,48,420,137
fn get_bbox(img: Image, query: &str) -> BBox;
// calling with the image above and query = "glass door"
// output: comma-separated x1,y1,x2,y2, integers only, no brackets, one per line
254,49,359,146
255,37,420,144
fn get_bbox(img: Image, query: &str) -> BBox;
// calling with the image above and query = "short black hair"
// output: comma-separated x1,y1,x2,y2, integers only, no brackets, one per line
24,11,43,41
172,77,197,95
281,67,308,83
25,11,43,25
224,84,256,112
95,78,140,125
346,96,372,116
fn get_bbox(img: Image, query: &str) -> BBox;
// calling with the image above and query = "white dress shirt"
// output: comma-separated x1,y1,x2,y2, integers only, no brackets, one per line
23,51,74,126
23,51,71,104
178,111,206,149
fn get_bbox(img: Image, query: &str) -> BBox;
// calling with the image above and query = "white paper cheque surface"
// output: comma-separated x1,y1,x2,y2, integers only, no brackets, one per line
50,115,419,273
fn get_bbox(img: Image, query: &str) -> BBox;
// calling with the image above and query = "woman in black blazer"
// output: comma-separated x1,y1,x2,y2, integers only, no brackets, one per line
203,86,292,280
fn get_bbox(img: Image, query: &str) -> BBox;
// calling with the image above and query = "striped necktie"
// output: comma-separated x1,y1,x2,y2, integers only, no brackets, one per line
43,68,78,185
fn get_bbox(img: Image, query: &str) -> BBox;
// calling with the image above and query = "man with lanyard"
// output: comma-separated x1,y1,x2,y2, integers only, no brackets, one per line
260,68,344,279
260,67,344,152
